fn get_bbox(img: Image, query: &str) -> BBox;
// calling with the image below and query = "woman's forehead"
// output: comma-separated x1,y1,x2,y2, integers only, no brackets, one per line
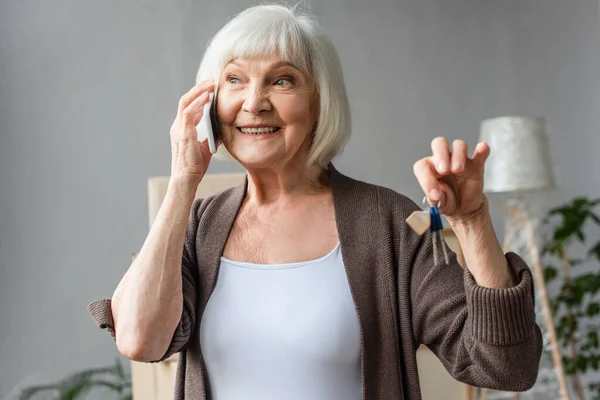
224,57,299,71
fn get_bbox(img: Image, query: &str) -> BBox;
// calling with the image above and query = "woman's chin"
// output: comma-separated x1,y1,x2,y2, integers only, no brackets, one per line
232,148,284,169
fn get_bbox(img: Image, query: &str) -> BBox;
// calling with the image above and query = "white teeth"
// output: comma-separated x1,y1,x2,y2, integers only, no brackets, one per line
239,127,279,134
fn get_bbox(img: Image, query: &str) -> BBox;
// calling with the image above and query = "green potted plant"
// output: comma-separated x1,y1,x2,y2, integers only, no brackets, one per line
17,358,131,400
542,196,600,400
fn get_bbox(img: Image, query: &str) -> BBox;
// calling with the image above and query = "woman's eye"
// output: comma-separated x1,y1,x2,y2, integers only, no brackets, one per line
274,78,292,86
227,76,241,84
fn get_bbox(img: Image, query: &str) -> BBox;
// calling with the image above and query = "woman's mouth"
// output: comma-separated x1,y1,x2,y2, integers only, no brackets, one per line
237,126,281,135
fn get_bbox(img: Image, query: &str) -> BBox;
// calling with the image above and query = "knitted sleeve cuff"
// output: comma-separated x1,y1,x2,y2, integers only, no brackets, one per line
87,298,190,362
464,252,538,346
88,298,116,340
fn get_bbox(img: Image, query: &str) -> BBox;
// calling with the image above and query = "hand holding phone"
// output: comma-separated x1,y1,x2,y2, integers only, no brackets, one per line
170,79,214,181
197,85,220,154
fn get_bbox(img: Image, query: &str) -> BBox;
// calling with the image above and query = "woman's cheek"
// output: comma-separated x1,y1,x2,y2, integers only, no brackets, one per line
216,95,242,126
277,95,311,121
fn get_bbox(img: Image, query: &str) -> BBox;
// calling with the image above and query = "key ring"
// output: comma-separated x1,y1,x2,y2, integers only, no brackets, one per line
422,196,444,232
422,196,442,209
426,196,450,265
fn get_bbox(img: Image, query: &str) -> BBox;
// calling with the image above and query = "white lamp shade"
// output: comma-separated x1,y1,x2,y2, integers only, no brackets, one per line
479,116,555,193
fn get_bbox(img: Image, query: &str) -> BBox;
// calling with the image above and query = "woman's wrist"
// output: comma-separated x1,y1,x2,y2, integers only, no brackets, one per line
446,196,489,234
157,176,201,225
168,175,202,197
447,197,516,288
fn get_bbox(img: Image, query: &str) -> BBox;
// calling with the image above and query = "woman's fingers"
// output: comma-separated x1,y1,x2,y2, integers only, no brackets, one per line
171,82,213,142
413,138,489,217
431,137,450,175
450,139,468,173
182,91,211,128
168,80,216,181
177,79,214,115
413,158,442,203
471,141,491,165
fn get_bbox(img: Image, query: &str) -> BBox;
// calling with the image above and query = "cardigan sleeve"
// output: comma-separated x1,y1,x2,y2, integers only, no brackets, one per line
88,198,203,362
410,223,543,391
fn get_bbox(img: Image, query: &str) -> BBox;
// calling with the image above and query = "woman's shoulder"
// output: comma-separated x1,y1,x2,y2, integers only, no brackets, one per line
329,166,421,218
331,170,423,250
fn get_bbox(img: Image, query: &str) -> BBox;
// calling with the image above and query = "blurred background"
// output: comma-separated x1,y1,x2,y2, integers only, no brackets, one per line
1,0,599,399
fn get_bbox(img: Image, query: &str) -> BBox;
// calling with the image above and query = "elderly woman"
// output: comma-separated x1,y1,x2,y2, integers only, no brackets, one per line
90,4,542,400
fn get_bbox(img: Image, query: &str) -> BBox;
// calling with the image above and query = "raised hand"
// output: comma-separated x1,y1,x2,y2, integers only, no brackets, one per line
413,137,490,221
169,79,215,182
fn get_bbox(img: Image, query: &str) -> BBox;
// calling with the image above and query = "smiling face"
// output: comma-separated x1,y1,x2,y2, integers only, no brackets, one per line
216,57,318,169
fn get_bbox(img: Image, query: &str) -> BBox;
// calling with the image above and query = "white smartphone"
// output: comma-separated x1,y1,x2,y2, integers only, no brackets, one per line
197,85,220,154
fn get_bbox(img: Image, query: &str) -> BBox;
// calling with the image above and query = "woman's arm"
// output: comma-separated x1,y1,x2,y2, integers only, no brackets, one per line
408,224,542,391
410,137,542,390
448,198,515,289
413,137,518,289
89,178,202,362
110,177,199,362
90,80,214,362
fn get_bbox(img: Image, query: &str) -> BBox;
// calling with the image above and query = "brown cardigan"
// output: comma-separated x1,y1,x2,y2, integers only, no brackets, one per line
89,165,542,399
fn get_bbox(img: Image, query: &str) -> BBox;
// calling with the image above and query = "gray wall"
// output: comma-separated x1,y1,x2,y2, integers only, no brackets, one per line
0,0,597,397
512,0,600,204
511,0,600,395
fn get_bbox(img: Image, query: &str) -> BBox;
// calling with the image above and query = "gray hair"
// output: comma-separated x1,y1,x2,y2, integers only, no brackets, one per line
195,4,351,168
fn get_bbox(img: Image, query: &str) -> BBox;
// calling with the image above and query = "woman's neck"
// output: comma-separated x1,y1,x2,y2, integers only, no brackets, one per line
244,162,330,205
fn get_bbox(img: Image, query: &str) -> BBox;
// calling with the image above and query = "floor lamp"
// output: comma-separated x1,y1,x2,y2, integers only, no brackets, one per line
476,116,569,400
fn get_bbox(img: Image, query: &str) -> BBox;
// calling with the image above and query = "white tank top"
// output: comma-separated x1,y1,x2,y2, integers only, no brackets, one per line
199,242,362,400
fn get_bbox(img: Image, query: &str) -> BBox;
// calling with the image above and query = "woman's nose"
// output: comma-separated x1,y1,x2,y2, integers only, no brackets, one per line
242,84,272,114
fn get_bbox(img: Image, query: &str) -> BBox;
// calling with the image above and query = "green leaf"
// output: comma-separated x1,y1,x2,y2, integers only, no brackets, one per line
87,379,123,391
114,358,126,380
583,333,600,352
63,365,117,380
590,212,600,226
549,205,569,215
59,378,97,400
577,354,589,373
588,275,600,295
547,242,561,256
570,273,600,301
570,258,584,266
574,197,589,207
563,356,577,375
588,303,600,317
18,361,131,400
590,380,600,400
544,266,559,283
550,298,560,315
556,314,578,344
554,226,575,243
19,384,60,400
589,242,600,261
559,278,587,306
